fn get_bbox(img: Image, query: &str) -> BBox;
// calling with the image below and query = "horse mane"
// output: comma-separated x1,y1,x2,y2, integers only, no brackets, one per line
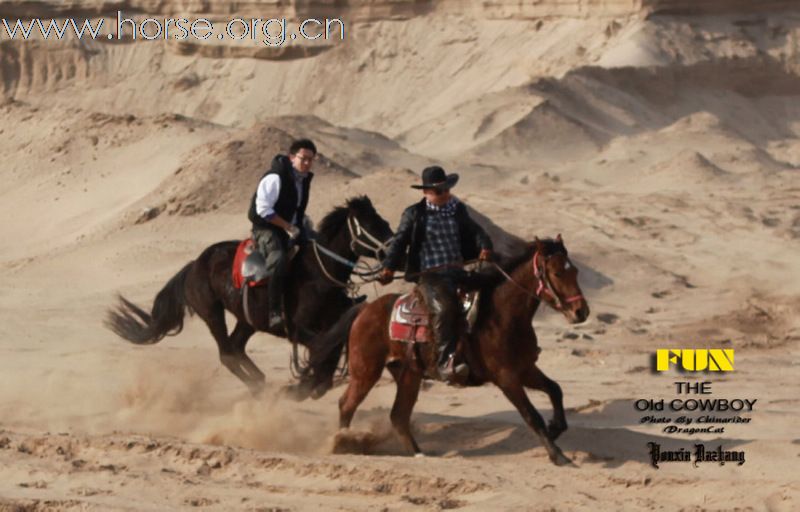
472,237,566,328
316,195,375,242
480,238,566,291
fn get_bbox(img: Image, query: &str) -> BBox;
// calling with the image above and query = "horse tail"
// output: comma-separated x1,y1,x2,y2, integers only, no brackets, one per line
308,302,365,379
105,262,195,345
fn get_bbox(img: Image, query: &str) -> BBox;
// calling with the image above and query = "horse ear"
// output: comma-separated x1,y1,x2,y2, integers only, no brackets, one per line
556,233,563,242
534,236,544,252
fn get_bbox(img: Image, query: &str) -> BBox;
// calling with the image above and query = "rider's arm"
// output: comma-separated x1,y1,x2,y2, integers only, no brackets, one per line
382,206,415,271
461,204,493,251
474,221,493,251
255,174,293,231
269,216,294,232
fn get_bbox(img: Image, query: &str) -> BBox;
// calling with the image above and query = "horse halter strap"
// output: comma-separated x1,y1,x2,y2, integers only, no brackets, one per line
348,215,392,259
312,214,390,292
532,250,584,311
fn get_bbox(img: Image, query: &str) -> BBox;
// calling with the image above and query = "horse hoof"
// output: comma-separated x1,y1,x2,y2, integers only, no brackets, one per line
282,384,312,402
250,387,265,399
550,450,573,467
310,382,332,400
414,452,426,458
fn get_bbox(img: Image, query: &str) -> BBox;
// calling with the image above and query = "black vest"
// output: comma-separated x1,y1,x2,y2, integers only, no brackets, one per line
248,155,313,231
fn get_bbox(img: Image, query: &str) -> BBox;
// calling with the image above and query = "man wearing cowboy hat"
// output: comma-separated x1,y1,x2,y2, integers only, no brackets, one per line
379,166,493,382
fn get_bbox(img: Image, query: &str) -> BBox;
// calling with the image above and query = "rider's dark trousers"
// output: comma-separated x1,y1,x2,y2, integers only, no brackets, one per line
417,270,465,366
252,226,289,317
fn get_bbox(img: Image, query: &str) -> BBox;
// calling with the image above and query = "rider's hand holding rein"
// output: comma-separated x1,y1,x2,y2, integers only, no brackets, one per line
287,225,301,240
479,249,493,262
378,267,394,285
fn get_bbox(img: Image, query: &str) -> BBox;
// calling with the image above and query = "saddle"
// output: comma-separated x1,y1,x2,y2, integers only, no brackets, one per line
231,238,299,289
388,289,479,343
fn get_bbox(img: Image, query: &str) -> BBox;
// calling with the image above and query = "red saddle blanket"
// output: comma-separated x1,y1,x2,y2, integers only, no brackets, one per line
232,239,268,289
389,292,431,343
389,290,479,344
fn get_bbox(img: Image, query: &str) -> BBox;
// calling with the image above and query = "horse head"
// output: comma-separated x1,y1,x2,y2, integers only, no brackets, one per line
530,234,590,324
343,195,394,261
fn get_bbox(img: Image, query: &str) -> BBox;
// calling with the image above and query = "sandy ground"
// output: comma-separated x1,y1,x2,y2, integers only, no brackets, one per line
1,1,800,510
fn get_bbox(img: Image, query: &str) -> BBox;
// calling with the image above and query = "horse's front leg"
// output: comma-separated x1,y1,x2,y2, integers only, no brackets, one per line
523,366,567,441
386,363,424,456
496,376,571,466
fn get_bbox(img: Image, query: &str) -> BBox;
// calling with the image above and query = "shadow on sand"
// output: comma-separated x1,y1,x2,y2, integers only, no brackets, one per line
346,399,753,468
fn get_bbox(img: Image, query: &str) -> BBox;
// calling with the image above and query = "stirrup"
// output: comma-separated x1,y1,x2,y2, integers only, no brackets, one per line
268,312,287,334
437,354,468,382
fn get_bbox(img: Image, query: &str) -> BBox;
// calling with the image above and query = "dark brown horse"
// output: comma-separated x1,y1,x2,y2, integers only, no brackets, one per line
309,235,589,465
105,196,393,398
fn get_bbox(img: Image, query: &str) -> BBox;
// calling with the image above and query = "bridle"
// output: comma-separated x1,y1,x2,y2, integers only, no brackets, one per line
531,250,584,311
494,249,584,311
347,214,392,261
311,213,391,291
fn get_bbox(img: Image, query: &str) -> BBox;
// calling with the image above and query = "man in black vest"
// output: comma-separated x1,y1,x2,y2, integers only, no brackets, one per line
248,138,316,333
378,166,493,382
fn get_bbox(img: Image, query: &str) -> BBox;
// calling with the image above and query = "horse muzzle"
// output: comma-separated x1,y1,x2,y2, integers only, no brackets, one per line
563,298,590,324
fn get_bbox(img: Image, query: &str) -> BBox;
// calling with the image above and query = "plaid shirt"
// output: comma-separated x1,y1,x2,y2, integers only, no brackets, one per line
419,198,463,271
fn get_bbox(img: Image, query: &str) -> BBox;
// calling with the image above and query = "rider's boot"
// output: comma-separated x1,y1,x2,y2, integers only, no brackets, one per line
267,269,287,335
437,337,469,383
429,299,468,383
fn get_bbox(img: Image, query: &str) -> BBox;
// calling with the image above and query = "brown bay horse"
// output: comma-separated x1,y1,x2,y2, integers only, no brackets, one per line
308,236,589,465
105,196,393,398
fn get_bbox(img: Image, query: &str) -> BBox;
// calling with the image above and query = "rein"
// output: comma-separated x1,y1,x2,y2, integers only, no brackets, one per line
348,215,392,261
311,214,389,292
493,251,584,311
311,241,357,292
395,259,481,282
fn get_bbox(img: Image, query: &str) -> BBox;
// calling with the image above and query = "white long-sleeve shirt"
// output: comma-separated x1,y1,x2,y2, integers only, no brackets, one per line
254,171,306,225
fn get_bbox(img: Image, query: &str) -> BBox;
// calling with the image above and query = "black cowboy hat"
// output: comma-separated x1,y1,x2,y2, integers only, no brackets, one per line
410,166,459,190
